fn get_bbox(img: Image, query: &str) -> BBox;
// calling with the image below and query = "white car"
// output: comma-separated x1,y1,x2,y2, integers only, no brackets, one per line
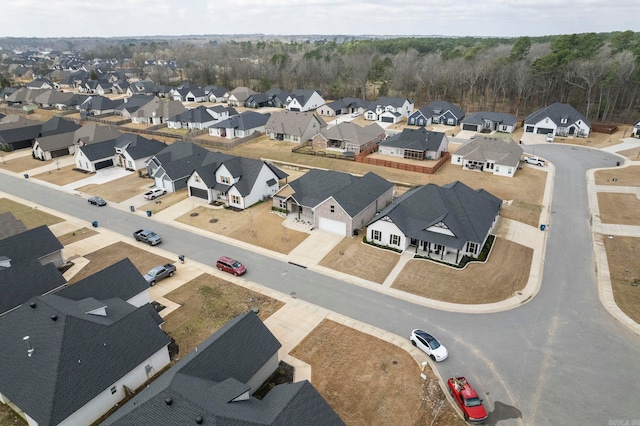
410,329,448,362
546,133,554,142
143,188,167,200
351,111,360,118
523,156,546,166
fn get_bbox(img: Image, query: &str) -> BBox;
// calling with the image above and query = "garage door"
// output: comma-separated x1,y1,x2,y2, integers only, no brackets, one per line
94,159,113,170
537,127,553,134
289,107,300,112
190,187,208,199
318,217,347,236
462,124,477,131
381,116,394,123
50,148,68,158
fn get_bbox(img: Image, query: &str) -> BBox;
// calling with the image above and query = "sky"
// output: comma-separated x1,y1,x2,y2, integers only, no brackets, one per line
1,0,638,39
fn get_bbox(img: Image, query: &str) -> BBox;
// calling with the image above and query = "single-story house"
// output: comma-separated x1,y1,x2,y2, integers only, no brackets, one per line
408,100,465,126
102,311,344,426
187,151,288,209
363,96,414,123
286,89,326,112
0,294,171,426
167,106,218,130
208,111,270,139
129,97,187,125
366,181,502,264
311,122,386,153
225,86,257,107
74,138,117,172
265,87,291,108
0,118,42,151
204,85,229,103
316,97,368,117
265,111,326,143
32,131,77,160
273,169,394,237
460,111,518,133
244,92,271,109
451,137,523,177
0,225,64,269
79,95,124,115
633,120,640,138
170,84,207,103
524,102,591,138
207,104,238,122
378,127,448,160
114,133,167,171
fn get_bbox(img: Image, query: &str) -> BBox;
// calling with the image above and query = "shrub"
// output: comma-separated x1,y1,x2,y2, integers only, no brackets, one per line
362,236,403,253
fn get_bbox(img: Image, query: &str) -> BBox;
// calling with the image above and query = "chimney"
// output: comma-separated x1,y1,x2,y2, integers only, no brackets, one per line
23,336,34,357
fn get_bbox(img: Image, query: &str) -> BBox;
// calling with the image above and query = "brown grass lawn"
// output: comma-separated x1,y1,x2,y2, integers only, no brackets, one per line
0,154,51,173
67,241,174,284
161,273,284,356
597,193,640,225
56,227,99,246
290,320,464,426
552,125,633,149
602,235,640,323
76,174,155,203
0,197,64,228
594,165,640,186
138,189,190,214
393,238,533,304
319,238,400,284
176,202,308,254
617,146,640,161
33,164,90,186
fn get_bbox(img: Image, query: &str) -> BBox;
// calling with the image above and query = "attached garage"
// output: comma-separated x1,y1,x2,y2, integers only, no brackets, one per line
381,116,395,123
318,217,347,236
536,127,553,134
50,148,68,158
462,124,478,131
289,107,300,112
94,159,113,170
190,187,208,199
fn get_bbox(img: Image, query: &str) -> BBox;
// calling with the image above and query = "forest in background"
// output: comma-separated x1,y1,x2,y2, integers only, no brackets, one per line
3,31,640,123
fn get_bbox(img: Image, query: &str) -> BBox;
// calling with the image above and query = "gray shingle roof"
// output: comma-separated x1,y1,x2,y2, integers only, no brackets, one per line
168,105,215,124
380,127,445,152
287,170,393,217
114,133,167,160
74,123,122,145
0,294,170,425
265,111,326,136
35,131,75,152
211,111,270,130
0,225,63,266
77,138,117,161
0,260,67,315
461,111,518,127
454,137,523,168
524,102,591,127
103,311,344,426
369,181,501,249
40,116,82,137
151,141,224,181
415,100,465,119
0,121,42,145
324,97,368,112
319,122,385,146
0,211,28,239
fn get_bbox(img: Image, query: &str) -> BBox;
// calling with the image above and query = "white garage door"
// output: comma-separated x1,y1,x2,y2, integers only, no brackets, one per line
318,217,347,236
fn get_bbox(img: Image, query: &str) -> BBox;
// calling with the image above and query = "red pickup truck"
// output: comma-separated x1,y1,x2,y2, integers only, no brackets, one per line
447,376,488,423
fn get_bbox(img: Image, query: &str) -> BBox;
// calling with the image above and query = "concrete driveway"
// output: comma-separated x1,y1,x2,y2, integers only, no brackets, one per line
62,167,133,190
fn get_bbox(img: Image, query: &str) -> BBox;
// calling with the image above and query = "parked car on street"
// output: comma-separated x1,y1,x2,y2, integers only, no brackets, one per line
143,188,167,200
447,376,488,423
133,229,162,246
88,196,107,206
143,264,176,286
410,329,448,362
216,256,246,276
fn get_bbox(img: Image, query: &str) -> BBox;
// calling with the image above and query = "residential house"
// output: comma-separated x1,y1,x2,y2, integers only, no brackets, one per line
115,94,155,118
451,137,523,177
33,89,76,109
286,89,326,112
80,95,124,116
0,294,171,426
0,117,42,151
167,106,218,130
244,92,271,109
74,122,122,146
408,100,465,126
363,96,414,123
524,102,591,138
102,311,344,426
316,97,368,117
208,111,270,139
273,169,394,237
633,120,640,137
366,181,501,264
129,97,187,125
170,83,207,103
311,122,386,153
226,86,257,107
187,151,287,208
56,258,151,308
0,211,27,240
33,122,120,160
207,104,238,122
26,77,53,89
32,117,83,160
40,116,82,138
126,80,160,97
378,127,448,160
265,87,290,108
74,138,117,172
265,111,326,143
0,225,64,269
460,111,518,133
114,133,167,171
204,85,229,103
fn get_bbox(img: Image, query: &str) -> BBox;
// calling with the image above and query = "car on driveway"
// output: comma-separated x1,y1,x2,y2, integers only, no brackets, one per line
88,196,107,206
216,256,246,276
143,264,176,286
351,111,361,118
143,188,167,200
523,156,546,166
546,133,554,142
410,329,448,362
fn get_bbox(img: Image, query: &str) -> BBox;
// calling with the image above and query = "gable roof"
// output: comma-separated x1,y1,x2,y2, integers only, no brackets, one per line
77,138,117,161
0,294,170,425
371,96,411,108
103,311,343,426
414,100,465,119
81,95,123,111
115,133,167,160
265,111,326,136
0,211,28,239
151,141,222,181
0,225,63,266
75,122,122,145
454,137,523,167
285,170,393,217
380,127,446,152
369,181,501,249
461,111,518,127
168,105,216,124
35,131,76,152
0,120,42,144
211,111,270,131
0,260,67,316
319,122,385,146
323,97,368,112
56,258,149,303
524,102,591,127
40,116,82,137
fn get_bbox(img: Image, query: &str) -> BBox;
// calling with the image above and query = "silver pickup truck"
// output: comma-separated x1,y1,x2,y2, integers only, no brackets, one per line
143,264,176,286
133,229,162,246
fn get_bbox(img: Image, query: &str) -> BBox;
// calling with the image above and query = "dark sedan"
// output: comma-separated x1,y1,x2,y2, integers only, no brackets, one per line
88,196,107,206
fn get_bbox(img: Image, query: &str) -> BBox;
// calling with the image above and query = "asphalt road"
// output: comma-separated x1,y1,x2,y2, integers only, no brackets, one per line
2,144,640,425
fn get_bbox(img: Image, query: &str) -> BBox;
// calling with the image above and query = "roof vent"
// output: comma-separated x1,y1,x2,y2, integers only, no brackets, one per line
165,397,173,406
195,415,203,424
23,336,35,357
30,302,36,309
51,315,57,321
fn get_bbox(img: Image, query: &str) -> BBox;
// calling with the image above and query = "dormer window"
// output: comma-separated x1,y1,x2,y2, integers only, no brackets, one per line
561,118,568,124
220,176,230,184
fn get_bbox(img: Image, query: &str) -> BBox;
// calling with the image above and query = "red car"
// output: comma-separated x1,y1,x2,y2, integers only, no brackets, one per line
447,376,488,423
216,256,247,276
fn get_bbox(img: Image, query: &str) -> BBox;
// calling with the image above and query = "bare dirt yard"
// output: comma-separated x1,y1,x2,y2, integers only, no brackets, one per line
0,197,64,228
597,193,640,225
0,154,52,173
176,202,308,254
76,173,155,203
551,125,633,149
33,164,91,186
617,146,640,161
392,238,533,304
290,320,464,426
594,165,640,186
67,241,174,284
601,235,640,323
